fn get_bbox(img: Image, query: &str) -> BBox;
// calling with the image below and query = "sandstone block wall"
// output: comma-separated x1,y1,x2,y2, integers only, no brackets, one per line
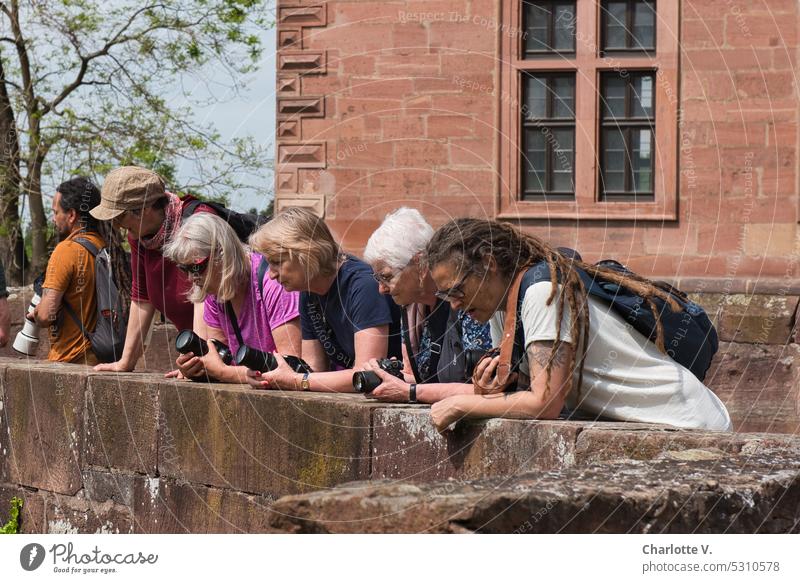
0,357,798,533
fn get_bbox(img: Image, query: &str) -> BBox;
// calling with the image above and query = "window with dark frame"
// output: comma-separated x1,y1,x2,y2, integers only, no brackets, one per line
601,0,656,55
599,71,655,201
521,73,576,200
506,0,675,218
523,1,577,56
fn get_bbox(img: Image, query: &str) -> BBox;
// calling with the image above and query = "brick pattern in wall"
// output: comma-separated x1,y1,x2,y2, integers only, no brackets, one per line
273,0,800,281
275,2,329,217
275,0,500,248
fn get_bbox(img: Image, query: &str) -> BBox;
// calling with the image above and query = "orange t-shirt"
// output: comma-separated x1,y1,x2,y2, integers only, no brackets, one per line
43,230,105,363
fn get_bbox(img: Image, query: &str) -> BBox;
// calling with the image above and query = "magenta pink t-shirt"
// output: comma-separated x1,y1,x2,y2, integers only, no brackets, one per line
203,252,300,355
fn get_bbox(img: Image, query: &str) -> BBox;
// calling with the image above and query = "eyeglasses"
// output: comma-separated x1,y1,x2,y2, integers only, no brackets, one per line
372,269,400,286
434,270,472,302
176,256,210,275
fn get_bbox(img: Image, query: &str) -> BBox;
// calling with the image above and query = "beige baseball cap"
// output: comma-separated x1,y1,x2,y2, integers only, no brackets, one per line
90,166,167,220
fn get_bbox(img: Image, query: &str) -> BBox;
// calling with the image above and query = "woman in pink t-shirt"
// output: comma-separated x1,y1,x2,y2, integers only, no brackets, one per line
163,213,301,383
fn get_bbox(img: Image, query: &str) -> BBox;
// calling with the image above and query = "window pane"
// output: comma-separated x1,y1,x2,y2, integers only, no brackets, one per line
632,74,654,118
524,129,547,191
632,1,656,49
605,1,627,49
525,3,550,52
553,2,576,50
552,75,575,118
524,75,548,119
632,128,653,193
602,75,626,119
551,128,574,191
602,128,625,191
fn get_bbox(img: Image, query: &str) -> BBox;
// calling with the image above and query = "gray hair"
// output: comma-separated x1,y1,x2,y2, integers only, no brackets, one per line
364,207,435,270
163,212,250,303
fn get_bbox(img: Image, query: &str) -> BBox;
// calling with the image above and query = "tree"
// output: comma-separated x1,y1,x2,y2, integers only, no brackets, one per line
0,0,272,284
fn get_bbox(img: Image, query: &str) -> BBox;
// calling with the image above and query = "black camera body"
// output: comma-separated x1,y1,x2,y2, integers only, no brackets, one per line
175,330,233,365
352,358,404,394
235,345,313,374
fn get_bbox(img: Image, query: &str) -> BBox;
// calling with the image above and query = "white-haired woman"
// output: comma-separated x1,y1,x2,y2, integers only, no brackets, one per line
247,207,402,393
163,213,302,383
362,207,492,403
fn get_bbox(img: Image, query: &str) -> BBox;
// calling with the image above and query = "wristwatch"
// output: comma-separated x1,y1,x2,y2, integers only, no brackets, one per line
408,383,418,404
300,372,311,391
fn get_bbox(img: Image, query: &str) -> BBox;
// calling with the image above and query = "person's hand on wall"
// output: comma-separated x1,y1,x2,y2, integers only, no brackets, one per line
0,297,10,348
430,395,468,434
245,353,300,390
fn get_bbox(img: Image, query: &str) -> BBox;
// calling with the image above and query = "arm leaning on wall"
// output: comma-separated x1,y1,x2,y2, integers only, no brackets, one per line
429,340,575,432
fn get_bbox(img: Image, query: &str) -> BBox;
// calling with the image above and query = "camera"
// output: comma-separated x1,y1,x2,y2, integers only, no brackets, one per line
463,349,491,379
13,274,45,357
175,330,233,365
235,345,312,374
352,358,404,394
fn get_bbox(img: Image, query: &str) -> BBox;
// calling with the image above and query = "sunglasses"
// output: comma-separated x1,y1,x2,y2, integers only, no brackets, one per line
434,270,472,302
177,256,210,275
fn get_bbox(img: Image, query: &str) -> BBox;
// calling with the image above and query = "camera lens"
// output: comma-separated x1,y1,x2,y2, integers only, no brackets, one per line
352,371,381,394
175,330,208,356
210,340,233,365
235,345,277,373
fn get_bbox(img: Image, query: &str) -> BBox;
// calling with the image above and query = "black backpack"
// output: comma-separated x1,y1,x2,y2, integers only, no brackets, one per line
513,256,719,382
181,199,268,243
62,238,128,363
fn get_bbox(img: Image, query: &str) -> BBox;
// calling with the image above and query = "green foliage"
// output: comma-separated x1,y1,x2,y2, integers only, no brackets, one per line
0,497,23,534
0,0,274,280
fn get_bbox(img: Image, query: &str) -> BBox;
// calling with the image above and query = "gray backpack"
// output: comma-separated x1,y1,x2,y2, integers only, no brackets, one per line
62,238,127,363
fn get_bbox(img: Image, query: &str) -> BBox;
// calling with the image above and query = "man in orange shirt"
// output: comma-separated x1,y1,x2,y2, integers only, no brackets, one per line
30,178,106,364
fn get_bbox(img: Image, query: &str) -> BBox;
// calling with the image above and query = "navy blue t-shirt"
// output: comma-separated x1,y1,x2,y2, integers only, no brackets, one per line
300,256,402,369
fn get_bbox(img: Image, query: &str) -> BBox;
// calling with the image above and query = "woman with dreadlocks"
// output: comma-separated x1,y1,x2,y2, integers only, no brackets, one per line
425,218,731,433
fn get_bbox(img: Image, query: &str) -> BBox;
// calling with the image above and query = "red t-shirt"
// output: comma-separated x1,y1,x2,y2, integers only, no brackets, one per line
130,196,213,331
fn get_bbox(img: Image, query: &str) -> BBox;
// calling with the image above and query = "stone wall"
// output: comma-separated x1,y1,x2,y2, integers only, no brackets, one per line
0,357,798,533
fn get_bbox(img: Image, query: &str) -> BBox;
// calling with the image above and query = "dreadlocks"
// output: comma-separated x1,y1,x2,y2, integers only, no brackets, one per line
425,218,683,399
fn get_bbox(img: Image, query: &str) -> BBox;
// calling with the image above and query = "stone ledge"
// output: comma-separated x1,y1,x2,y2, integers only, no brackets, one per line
267,444,800,534
1,357,799,533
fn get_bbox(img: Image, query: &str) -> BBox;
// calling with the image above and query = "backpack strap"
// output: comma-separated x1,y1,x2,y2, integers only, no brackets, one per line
63,237,100,342
180,198,204,221
62,301,88,339
61,235,103,340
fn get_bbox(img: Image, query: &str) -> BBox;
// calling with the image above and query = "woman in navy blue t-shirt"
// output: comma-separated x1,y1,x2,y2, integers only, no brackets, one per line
247,207,402,393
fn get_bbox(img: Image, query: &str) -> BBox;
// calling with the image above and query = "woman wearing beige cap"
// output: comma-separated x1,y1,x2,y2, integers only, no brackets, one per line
91,166,216,372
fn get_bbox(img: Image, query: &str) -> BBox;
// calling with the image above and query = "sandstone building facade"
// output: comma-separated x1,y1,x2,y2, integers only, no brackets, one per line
274,0,798,289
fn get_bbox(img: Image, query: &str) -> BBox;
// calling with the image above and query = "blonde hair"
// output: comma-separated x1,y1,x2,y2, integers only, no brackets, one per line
163,212,250,303
249,206,341,278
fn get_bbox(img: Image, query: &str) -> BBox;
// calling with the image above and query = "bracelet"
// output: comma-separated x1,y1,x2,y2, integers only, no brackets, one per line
408,383,417,404
293,374,300,391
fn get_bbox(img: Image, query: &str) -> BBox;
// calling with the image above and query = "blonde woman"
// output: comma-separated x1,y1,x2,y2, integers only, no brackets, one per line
163,213,302,383
247,207,402,392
